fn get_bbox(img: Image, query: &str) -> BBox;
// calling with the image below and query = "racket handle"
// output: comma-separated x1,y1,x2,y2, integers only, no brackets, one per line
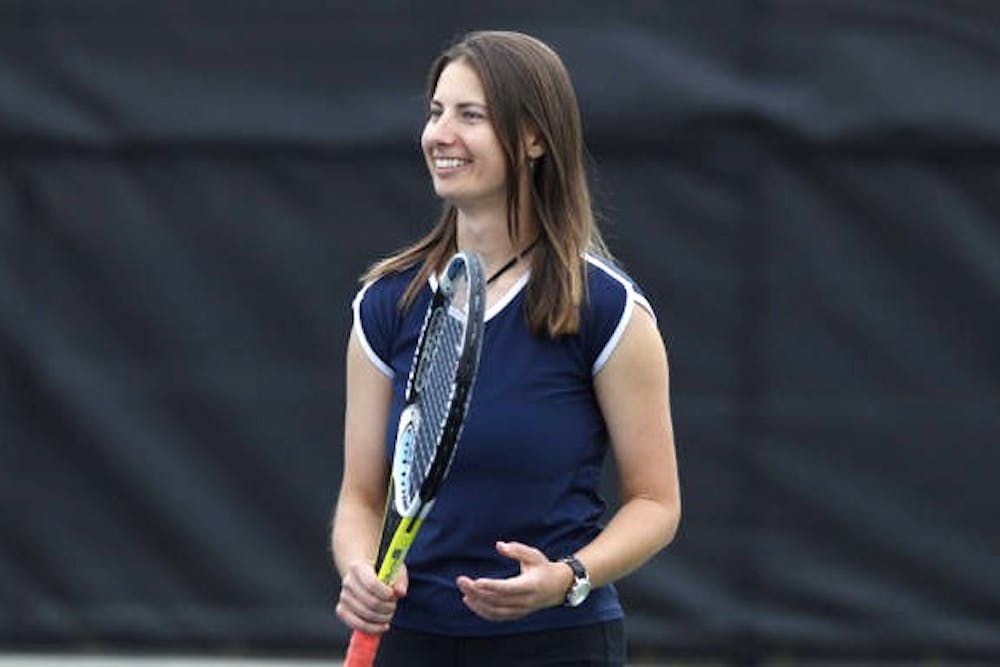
344,630,382,667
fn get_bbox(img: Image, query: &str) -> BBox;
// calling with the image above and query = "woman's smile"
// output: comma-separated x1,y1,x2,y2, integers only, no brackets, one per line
433,156,473,173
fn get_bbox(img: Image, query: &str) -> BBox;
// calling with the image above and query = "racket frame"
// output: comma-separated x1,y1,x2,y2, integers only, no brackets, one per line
369,251,485,593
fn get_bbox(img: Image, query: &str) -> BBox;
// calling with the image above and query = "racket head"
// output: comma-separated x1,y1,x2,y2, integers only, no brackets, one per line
391,251,486,519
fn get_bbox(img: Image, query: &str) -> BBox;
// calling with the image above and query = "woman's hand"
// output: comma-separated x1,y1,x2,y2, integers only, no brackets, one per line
456,541,574,621
336,560,409,634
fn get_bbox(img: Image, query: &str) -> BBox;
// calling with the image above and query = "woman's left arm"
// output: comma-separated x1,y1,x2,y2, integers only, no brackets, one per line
578,304,680,587
456,306,680,619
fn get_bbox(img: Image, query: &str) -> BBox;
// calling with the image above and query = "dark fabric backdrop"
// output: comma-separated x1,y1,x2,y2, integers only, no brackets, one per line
2,1,998,662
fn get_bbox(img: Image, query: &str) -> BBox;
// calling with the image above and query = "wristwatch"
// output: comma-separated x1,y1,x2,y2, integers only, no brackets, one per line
560,555,592,607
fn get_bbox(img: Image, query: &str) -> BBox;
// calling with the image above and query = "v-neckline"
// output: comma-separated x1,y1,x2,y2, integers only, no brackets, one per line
428,270,531,323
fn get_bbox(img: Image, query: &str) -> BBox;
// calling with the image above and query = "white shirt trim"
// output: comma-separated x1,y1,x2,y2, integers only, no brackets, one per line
485,271,530,321
585,254,656,375
352,282,395,379
431,269,530,323
593,293,634,376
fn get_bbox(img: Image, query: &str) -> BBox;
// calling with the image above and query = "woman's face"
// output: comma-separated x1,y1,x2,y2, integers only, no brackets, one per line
421,60,507,210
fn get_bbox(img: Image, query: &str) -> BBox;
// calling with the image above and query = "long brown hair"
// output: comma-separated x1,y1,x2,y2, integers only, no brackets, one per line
363,30,610,337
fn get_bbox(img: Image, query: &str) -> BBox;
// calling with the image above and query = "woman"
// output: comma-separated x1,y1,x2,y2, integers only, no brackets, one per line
332,31,680,666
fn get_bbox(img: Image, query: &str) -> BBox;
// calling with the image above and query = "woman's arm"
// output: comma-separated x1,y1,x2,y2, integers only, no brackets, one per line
331,330,406,634
577,304,681,587
456,305,680,619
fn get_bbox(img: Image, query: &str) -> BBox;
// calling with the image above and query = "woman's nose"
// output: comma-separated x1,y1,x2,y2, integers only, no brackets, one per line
424,112,457,146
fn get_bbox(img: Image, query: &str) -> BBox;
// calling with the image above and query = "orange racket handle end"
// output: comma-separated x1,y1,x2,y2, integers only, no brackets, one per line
344,630,382,667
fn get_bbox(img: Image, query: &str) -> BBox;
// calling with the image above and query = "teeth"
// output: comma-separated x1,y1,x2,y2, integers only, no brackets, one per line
435,158,469,169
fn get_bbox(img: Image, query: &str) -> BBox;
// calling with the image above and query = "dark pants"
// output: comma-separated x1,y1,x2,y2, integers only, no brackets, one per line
373,619,625,666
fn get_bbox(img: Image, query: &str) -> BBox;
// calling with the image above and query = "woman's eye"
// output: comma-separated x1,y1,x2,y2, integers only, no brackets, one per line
463,110,485,121
427,108,442,120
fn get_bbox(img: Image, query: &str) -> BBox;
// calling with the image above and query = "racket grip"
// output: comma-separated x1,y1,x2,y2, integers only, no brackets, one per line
344,630,382,667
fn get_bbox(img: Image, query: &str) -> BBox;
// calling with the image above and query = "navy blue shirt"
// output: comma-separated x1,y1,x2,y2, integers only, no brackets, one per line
352,254,654,635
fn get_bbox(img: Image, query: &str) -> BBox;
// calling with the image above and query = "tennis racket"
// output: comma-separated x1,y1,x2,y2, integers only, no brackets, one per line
344,251,486,667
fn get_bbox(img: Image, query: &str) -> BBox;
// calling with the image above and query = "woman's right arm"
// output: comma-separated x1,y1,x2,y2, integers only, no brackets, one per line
331,330,405,634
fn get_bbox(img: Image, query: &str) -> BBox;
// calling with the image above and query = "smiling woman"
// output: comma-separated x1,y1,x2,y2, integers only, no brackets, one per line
331,30,680,667
421,61,509,213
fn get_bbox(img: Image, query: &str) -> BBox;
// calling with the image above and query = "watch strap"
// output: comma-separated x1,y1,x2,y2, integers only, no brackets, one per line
560,555,586,580
559,555,591,607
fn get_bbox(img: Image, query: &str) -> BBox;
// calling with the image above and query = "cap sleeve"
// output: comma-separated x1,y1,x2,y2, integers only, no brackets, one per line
584,255,657,375
351,279,396,378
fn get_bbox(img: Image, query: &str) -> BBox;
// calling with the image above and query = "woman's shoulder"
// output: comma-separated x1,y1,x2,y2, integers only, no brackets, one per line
356,263,423,303
583,253,650,313
352,263,427,337
579,253,657,374
351,263,426,377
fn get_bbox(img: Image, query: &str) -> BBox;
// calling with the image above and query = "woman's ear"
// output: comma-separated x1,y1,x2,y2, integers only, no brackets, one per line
524,125,546,160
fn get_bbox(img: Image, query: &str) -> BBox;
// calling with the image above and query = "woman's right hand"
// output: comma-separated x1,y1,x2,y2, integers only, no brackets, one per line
335,560,409,634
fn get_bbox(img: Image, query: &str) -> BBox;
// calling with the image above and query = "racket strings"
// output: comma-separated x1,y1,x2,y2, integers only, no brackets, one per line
405,309,465,508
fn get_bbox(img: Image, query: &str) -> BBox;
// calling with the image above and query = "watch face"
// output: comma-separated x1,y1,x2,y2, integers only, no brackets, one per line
566,578,592,607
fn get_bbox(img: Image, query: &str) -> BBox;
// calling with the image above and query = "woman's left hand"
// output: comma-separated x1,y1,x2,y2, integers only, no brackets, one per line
456,541,574,621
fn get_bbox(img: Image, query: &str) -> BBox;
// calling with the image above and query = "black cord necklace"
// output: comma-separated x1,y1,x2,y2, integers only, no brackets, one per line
485,238,540,285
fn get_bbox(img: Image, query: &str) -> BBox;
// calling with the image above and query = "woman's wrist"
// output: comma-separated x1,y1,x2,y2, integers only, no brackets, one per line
337,554,373,579
549,559,576,607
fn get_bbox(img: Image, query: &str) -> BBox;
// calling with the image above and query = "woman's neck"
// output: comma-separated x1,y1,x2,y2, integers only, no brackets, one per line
455,208,537,278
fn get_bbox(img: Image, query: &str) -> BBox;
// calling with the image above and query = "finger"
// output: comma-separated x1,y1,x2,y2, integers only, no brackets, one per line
335,600,391,635
460,592,515,620
346,568,398,606
392,563,409,599
456,575,523,604
341,573,400,618
468,576,535,601
460,594,527,622
340,581,396,614
351,567,397,601
340,586,398,622
455,575,475,595
460,583,538,616
343,579,399,616
495,540,546,565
